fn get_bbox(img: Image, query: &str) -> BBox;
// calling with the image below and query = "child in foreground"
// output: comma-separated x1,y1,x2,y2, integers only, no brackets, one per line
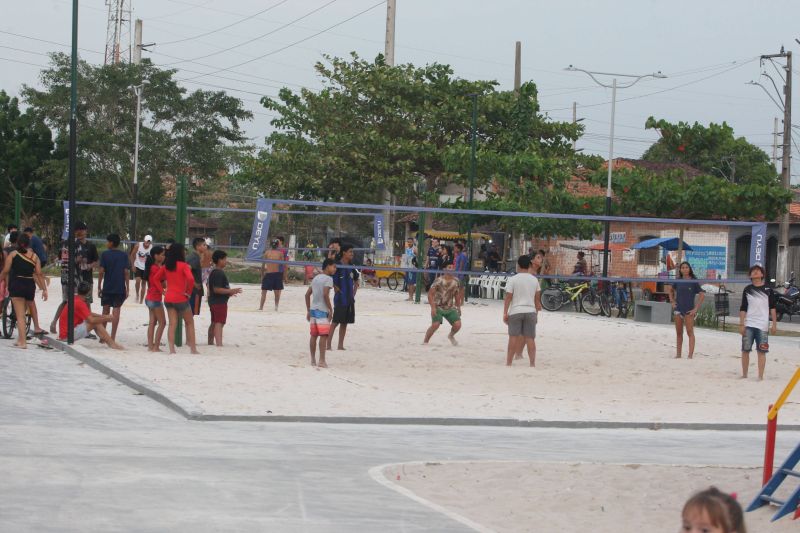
424,261,461,346
681,486,746,533
305,259,336,367
206,250,242,347
58,282,123,350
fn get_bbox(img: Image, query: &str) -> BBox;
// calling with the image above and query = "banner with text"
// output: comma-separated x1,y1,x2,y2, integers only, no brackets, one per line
246,199,273,262
749,222,767,267
61,200,70,241
373,214,386,250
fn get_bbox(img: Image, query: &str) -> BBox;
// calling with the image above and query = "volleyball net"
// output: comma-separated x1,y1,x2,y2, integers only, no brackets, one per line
61,197,768,286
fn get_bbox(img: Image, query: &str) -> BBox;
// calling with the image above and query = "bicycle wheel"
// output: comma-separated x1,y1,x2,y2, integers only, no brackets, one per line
540,288,563,312
599,292,612,317
2,298,16,339
581,290,603,316
387,272,401,291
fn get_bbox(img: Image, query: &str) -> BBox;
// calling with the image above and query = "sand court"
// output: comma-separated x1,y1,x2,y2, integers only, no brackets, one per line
28,282,800,424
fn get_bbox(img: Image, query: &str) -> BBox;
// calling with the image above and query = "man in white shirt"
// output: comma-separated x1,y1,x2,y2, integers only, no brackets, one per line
739,264,778,380
502,255,542,366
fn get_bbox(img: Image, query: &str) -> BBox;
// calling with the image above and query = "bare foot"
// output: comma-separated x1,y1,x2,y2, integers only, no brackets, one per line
110,343,124,350
191,349,200,355
49,324,57,334
169,350,177,355
310,359,317,367
12,344,27,350
688,355,693,359
514,354,523,360
318,361,328,368
448,335,458,346
337,345,345,351
674,355,681,359
530,363,536,367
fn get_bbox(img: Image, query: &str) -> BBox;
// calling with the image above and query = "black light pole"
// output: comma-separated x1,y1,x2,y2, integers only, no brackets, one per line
67,0,79,344
467,94,478,272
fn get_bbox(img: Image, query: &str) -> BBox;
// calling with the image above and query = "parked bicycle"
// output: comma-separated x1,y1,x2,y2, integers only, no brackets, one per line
1,296,32,339
540,279,603,315
599,281,632,318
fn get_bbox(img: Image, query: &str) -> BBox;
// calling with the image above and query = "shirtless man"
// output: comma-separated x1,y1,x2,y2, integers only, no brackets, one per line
260,239,285,311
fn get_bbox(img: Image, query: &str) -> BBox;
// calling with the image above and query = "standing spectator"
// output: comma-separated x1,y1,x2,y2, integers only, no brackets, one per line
129,235,153,304
153,244,199,354
0,233,48,348
23,227,47,266
48,222,98,332
503,255,542,366
206,250,242,347
425,238,441,290
186,237,208,316
401,237,417,300
305,258,336,367
97,234,129,341
260,239,285,311
143,246,166,352
453,243,469,313
3,230,17,256
486,245,501,272
3,224,18,249
328,244,359,351
326,238,342,261
277,236,289,284
668,261,705,359
739,264,777,380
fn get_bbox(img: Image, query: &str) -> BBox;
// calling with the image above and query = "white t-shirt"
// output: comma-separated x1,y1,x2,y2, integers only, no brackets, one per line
133,242,151,270
505,272,540,315
740,284,774,330
310,273,334,312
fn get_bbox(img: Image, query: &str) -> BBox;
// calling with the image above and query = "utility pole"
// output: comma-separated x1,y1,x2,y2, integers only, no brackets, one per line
67,0,79,344
380,0,396,260
514,41,521,95
133,19,142,65
773,116,780,169
572,101,578,149
761,49,792,283
131,82,145,243
384,0,396,67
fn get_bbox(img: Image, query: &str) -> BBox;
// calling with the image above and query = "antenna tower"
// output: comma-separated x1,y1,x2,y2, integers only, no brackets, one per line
104,0,132,65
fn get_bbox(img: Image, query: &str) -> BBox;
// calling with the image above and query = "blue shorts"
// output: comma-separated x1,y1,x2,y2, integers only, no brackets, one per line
261,272,284,291
145,300,163,309
405,272,416,285
742,326,769,353
101,292,126,308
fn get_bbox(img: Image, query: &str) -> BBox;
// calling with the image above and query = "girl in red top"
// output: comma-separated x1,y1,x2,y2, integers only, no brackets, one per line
153,244,199,354
143,245,166,352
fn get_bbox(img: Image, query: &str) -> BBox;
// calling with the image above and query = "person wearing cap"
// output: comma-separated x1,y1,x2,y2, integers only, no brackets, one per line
129,234,153,304
49,221,99,332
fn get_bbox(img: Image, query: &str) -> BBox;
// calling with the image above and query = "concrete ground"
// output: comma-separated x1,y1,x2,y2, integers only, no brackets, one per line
2,345,799,532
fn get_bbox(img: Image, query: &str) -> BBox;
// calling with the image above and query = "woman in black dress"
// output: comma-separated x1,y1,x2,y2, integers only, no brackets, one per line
0,233,48,348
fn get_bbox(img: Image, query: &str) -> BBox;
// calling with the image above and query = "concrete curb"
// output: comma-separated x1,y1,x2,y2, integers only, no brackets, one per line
47,337,800,432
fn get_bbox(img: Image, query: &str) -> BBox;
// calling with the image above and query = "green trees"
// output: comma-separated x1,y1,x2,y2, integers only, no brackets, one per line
20,53,252,235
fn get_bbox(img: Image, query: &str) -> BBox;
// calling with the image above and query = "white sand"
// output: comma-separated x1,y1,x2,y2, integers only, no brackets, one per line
381,461,798,533
29,282,800,423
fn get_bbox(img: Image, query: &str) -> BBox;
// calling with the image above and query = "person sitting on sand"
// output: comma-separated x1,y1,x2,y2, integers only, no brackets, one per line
58,282,123,349
424,261,461,346
305,258,336,367
681,486,746,533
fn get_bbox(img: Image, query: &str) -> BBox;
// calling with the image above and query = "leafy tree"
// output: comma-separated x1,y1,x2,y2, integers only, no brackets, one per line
643,117,778,185
23,53,252,237
0,90,55,226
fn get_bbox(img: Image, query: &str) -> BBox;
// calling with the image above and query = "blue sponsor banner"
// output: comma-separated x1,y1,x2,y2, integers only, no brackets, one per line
61,200,70,240
749,223,767,267
373,214,385,250
246,199,272,261
684,245,727,280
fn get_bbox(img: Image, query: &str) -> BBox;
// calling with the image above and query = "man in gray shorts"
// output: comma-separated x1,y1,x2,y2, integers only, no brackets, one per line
502,255,541,366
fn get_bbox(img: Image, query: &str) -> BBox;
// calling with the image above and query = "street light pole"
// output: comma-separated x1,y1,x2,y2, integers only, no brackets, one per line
131,83,144,243
564,66,666,279
467,93,478,275
67,0,79,344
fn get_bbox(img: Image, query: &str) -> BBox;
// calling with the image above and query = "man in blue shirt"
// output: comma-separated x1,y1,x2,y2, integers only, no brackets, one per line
97,233,130,341
327,244,359,351
23,227,47,266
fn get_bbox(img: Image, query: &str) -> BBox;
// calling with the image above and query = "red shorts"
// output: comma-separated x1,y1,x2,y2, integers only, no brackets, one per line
209,303,228,324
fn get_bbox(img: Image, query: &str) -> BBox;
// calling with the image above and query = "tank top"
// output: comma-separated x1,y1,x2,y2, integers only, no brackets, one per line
134,243,151,270
10,251,36,280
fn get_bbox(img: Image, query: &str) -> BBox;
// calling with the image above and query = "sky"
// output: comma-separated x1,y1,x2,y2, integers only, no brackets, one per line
2,0,800,181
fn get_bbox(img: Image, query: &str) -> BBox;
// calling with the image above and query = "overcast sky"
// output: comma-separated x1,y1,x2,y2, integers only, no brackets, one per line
3,0,800,181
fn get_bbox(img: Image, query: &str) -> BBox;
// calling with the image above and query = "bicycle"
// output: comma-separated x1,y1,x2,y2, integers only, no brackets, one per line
1,297,33,339
599,282,632,318
540,279,603,315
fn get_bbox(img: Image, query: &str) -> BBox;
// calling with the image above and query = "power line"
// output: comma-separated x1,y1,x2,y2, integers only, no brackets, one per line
177,0,385,82
163,0,340,65
157,0,292,46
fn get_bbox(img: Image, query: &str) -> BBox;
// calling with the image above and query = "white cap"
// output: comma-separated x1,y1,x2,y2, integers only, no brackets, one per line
144,235,153,242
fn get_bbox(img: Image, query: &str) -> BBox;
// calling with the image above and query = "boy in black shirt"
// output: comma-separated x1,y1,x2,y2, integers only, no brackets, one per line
207,250,242,346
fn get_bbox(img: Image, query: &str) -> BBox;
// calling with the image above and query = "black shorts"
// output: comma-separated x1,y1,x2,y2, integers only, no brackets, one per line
190,288,203,316
261,272,284,291
101,292,126,308
332,303,355,325
165,301,191,312
9,278,35,301
134,267,146,279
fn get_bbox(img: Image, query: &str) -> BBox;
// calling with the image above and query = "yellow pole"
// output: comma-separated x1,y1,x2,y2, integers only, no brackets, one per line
768,367,800,420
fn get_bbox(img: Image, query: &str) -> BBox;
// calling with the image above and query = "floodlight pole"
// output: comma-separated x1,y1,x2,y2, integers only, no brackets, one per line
564,66,666,279
467,93,478,298
67,0,79,344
